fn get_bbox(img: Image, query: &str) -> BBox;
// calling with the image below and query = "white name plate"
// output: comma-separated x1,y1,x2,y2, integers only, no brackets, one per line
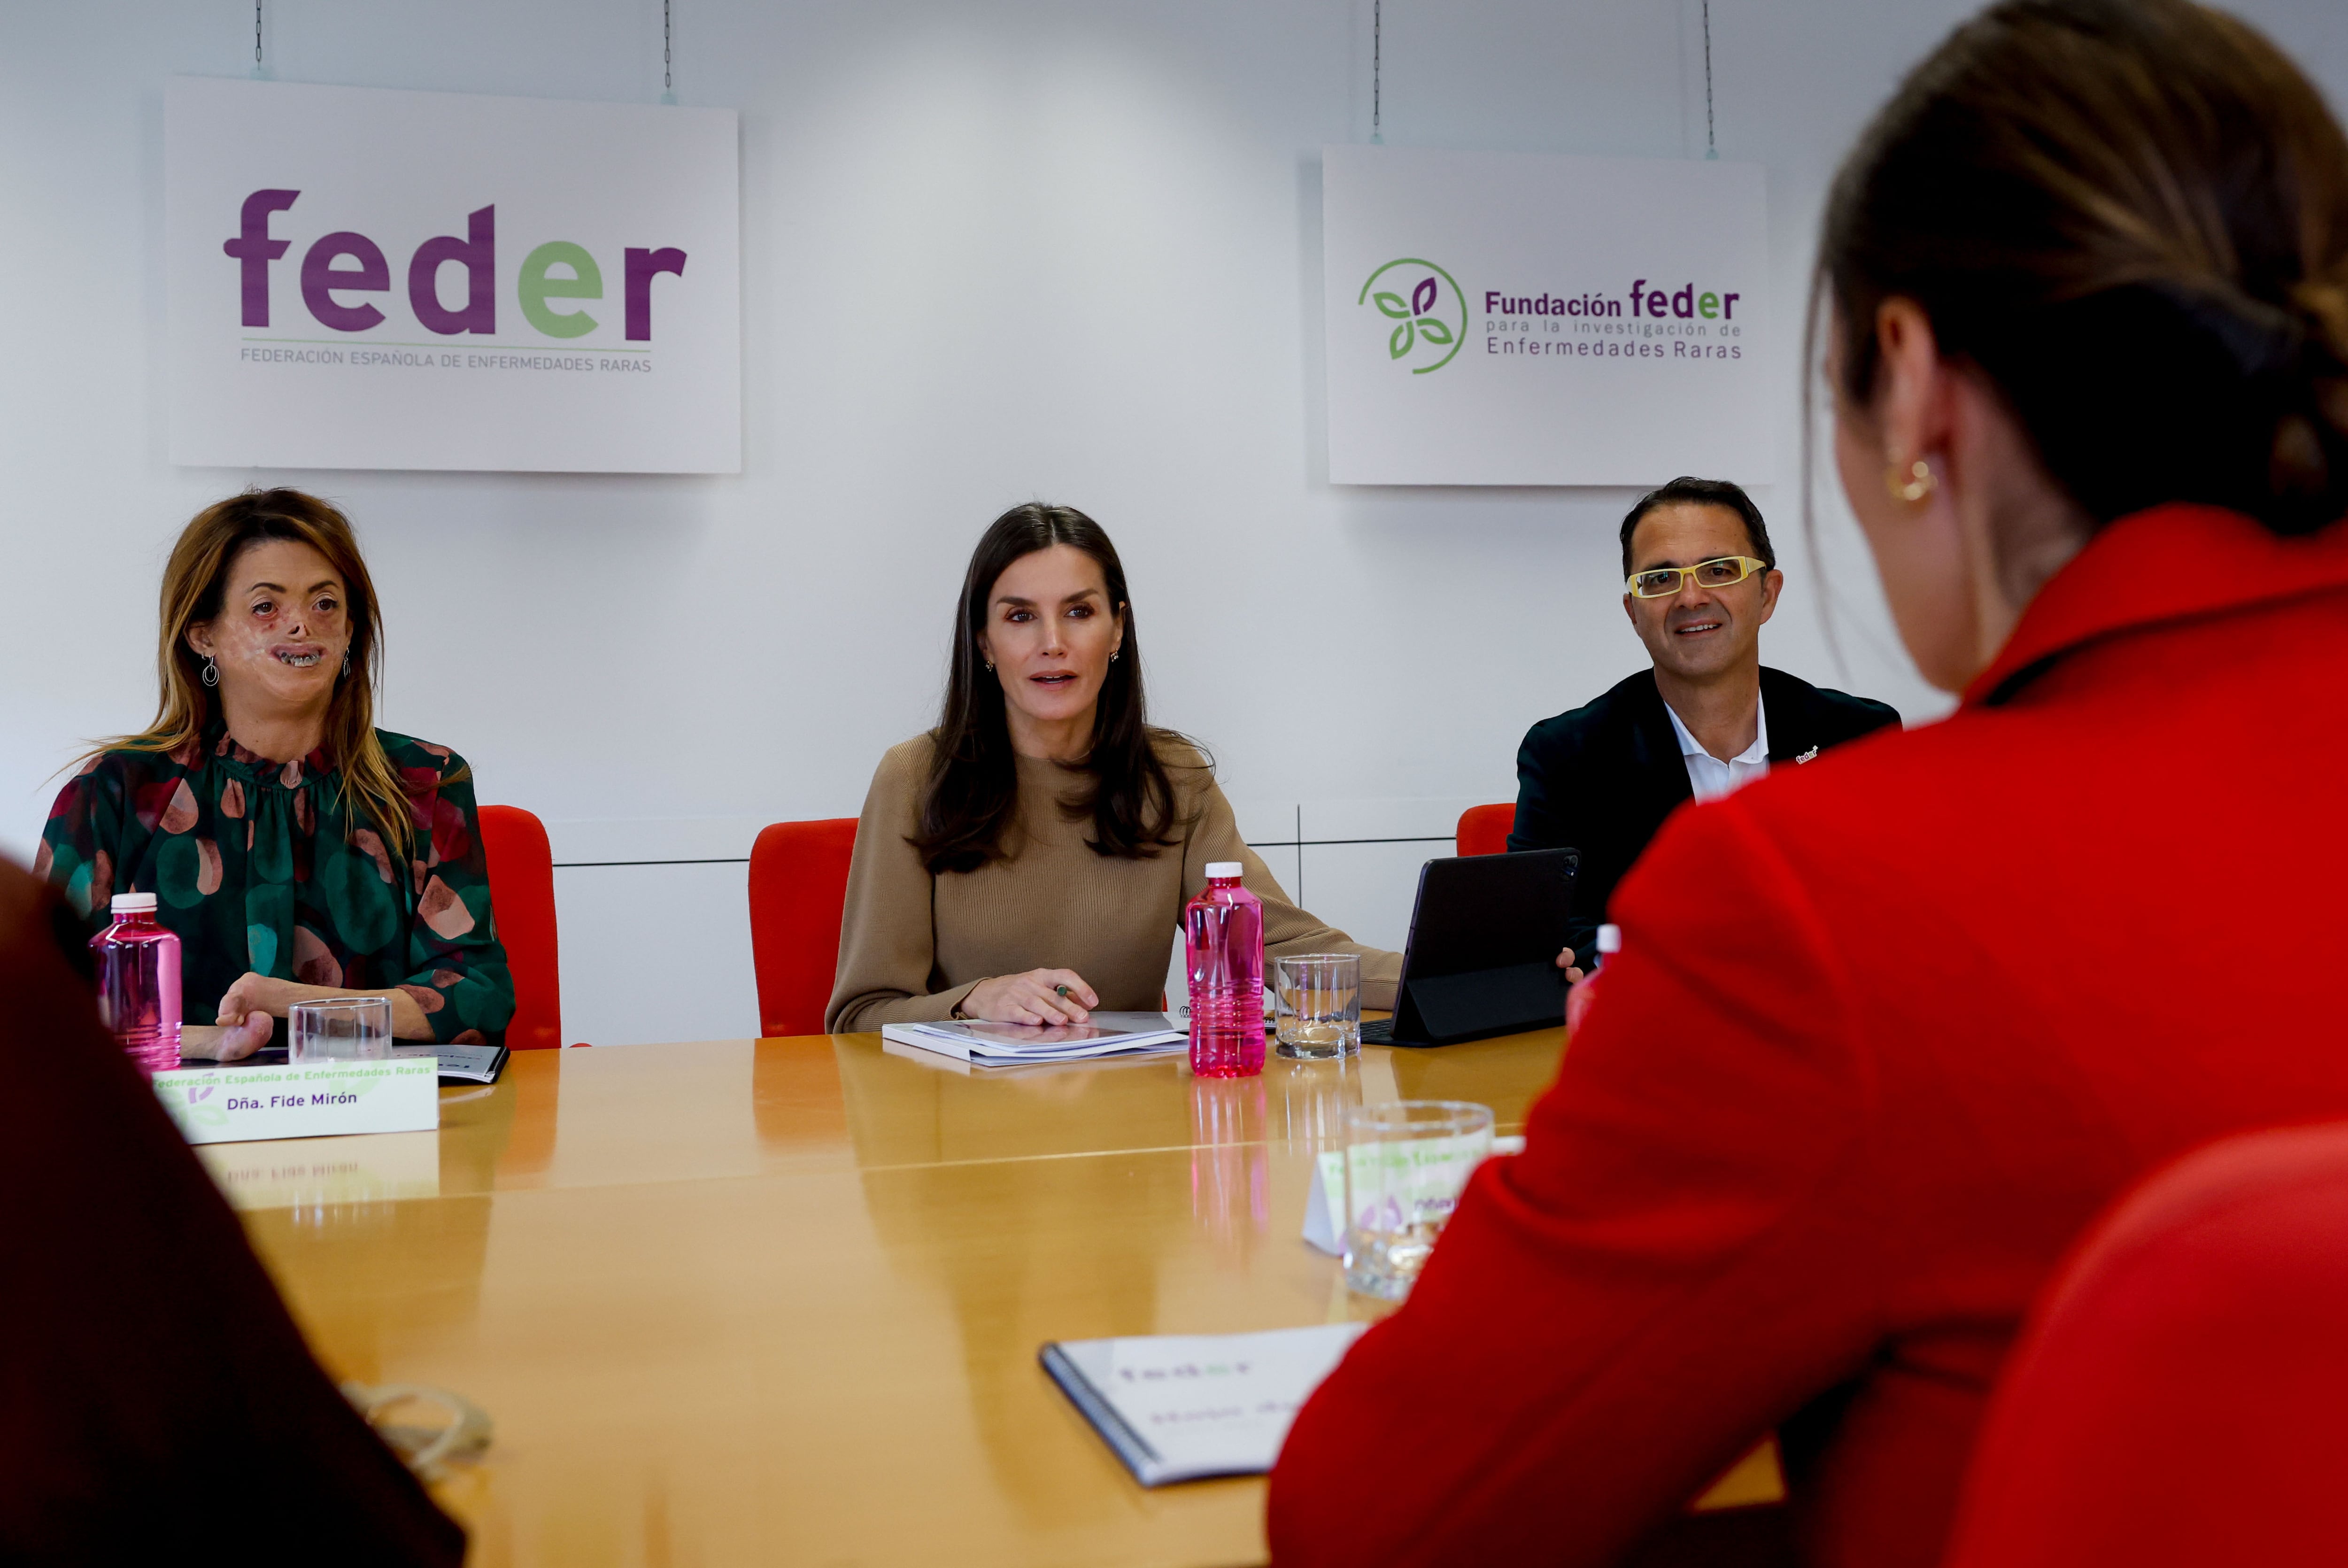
154,1059,440,1145
1303,1135,1524,1256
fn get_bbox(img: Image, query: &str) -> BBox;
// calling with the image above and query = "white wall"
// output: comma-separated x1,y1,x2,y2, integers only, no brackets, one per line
6,0,2344,1044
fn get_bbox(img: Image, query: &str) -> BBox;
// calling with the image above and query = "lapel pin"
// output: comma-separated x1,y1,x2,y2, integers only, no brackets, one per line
1795,746,1820,764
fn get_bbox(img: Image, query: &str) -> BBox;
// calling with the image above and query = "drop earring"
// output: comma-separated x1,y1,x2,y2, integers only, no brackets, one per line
341,651,351,678
1887,457,1936,503
201,655,219,688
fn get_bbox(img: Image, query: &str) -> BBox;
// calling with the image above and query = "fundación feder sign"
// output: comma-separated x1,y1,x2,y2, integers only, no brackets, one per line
1322,145,1769,487
166,77,740,473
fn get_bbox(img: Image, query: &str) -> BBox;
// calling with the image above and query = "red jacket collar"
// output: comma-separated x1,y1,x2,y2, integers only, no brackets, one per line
1963,503,2348,707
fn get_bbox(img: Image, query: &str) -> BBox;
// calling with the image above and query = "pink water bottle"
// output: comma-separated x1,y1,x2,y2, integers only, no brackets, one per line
1184,861,1265,1078
91,892,182,1077
1564,923,1620,1035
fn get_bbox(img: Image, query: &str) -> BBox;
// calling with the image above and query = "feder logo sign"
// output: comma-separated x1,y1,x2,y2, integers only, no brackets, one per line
1322,145,1769,484
166,76,741,474
1362,258,1746,378
224,191,688,344
1359,258,1467,374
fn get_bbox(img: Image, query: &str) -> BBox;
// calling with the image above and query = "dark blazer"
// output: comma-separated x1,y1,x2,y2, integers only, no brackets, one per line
1508,666,1898,964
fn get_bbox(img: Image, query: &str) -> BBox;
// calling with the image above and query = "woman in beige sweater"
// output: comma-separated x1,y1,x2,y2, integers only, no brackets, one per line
826,503,1399,1034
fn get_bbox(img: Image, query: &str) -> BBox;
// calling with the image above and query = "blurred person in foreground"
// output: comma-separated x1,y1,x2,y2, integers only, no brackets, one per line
0,856,463,1563
1270,2,2348,1564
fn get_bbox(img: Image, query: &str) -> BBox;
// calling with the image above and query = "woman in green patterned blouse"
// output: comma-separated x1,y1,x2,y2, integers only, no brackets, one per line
37,488,513,1058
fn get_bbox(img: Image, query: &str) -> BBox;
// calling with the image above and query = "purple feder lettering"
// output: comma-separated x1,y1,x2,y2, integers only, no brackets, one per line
408,205,496,335
223,190,300,328
623,247,687,341
301,233,391,332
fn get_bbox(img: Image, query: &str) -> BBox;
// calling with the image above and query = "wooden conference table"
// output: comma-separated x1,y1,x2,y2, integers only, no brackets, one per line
210,1027,1779,1566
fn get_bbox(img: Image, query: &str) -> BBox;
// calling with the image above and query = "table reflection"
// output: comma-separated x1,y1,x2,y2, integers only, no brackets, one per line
1189,1074,1268,1260
1265,1053,1371,1152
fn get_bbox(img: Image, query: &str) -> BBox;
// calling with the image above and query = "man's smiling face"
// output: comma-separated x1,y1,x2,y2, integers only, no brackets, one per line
1622,502,1782,683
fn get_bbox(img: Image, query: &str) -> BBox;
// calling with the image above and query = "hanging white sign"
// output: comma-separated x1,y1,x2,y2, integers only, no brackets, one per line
1322,145,1770,487
166,76,740,474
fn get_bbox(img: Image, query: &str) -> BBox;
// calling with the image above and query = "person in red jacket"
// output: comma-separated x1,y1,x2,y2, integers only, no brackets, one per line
1269,3,2348,1566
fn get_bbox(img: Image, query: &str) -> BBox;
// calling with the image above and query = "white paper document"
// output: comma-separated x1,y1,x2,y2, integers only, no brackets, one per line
391,1042,508,1083
882,1012,1186,1067
1040,1323,1371,1485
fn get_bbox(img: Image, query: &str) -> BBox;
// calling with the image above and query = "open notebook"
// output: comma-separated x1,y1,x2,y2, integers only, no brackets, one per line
881,1012,1186,1067
1040,1322,1370,1486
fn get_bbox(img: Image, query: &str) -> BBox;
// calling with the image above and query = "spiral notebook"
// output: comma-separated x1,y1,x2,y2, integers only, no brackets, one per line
881,1012,1186,1067
1039,1322,1369,1486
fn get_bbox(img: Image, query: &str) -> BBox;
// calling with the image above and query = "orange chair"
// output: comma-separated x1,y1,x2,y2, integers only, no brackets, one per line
749,817,859,1038
1944,1122,2348,1568
477,804,564,1050
1455,802,1515,857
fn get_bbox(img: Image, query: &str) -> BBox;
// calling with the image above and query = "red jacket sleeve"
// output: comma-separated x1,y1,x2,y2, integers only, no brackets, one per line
1268,798,1886,1566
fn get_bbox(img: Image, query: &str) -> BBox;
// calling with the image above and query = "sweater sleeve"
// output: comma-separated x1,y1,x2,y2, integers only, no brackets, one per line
1181,776,1403,1011
1267,797,1880,1567
33,756,135,932
825,740,982,1034
389,753,515,1045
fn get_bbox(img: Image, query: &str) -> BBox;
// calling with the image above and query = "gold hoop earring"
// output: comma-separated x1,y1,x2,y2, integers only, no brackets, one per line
1886,458,1935,504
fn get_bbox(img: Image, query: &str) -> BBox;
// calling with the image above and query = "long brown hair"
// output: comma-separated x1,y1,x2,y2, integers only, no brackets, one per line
1816,0,2348,534
94,488,420,853
911,503,1190,874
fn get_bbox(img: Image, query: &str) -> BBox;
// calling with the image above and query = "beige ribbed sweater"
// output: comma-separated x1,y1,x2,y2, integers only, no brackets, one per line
825,735,1401,1033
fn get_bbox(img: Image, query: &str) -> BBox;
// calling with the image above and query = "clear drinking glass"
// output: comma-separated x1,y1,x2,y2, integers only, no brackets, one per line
1341,1100,1495,1300
1274,953,1361,1060
288,996,394,1064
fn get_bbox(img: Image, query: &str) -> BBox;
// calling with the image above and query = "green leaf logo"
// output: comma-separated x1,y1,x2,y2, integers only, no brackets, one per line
1357,259,1467,374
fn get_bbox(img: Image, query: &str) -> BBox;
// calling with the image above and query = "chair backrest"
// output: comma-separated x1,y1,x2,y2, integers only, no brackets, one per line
1455,802,1515,858
1942,1121,2348,1568
477,804,563,1050
749,817,859,1038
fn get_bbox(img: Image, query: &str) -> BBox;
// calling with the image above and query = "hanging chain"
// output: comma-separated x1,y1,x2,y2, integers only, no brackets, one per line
664,0,674,96
254,0,263,71
1372,0,1383,143
1701,0,1718,158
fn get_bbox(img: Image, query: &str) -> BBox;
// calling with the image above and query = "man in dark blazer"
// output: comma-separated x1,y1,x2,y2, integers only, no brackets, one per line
1511,478,1899,968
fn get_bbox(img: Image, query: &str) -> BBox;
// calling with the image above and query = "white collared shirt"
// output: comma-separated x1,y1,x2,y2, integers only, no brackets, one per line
1665,693,1769,804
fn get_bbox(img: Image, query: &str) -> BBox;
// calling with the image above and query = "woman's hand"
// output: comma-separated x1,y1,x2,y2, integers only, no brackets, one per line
213,972,291,1061
961,969,1098,1025
215,972,297,1059
214,973,433,1047
1554,947,1586,984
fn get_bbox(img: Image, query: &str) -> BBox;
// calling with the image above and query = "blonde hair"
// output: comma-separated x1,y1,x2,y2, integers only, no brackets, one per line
93,488,422,854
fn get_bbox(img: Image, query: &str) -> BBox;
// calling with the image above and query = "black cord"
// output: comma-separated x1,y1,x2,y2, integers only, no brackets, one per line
1702,0,1717,158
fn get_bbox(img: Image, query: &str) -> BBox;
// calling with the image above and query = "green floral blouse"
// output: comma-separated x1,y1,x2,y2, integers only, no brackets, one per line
36,726,514,1044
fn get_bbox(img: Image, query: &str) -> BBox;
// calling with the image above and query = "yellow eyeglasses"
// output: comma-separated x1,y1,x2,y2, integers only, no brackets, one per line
1624,555,1769,599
